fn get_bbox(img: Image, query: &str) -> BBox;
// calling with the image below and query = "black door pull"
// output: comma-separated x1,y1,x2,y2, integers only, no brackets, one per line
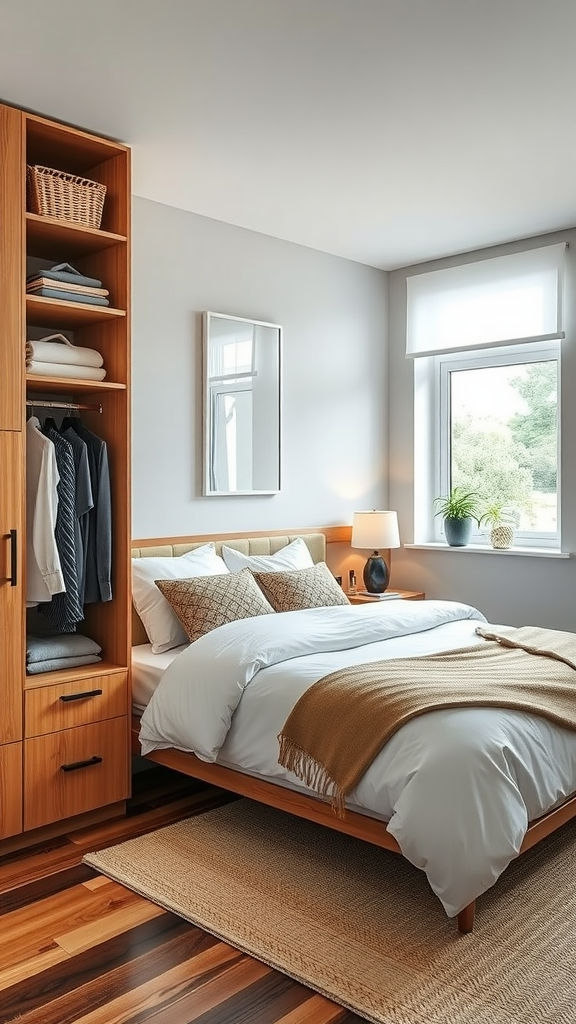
59,689,103,702
60,755,103,772
2,529,17,586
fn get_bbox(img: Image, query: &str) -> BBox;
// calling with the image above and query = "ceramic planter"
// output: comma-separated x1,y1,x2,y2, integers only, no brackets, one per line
490,525,515,549
444,516,473,547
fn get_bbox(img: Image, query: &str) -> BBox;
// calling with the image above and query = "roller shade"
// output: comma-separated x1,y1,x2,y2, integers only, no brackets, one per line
406,243,566,359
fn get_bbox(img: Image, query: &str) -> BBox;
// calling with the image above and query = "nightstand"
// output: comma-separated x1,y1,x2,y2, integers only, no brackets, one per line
348,590,425,603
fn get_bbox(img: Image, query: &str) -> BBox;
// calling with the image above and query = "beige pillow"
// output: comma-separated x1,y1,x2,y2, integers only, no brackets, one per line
154,568,275,643
253,562,350,612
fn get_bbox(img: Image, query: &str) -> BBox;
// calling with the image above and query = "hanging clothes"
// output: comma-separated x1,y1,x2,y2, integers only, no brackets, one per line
60,425,93,605
61,418,112,603
25,416,65,606
39,421,84,632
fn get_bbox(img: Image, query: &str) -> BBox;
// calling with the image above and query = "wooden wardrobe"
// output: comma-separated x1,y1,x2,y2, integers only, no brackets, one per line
0,102,131,845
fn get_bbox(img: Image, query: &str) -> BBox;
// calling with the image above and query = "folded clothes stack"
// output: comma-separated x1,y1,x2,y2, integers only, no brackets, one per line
26,332,106,381
26,261,110,307
26,632,102,675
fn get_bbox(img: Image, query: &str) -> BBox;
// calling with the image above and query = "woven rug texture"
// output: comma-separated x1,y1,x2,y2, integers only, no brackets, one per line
84,798,576,1024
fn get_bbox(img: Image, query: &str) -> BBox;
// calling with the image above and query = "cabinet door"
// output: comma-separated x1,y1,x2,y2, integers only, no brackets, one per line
0,104,24,431
0,431,24,743
0,742,22,838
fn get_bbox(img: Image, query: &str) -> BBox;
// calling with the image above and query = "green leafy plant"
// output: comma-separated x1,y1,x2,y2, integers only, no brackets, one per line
433,487,482,524
478,500,518,549
478,501,518,529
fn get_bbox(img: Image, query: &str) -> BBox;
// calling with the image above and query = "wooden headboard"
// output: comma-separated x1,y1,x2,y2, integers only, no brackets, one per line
130,531,327,646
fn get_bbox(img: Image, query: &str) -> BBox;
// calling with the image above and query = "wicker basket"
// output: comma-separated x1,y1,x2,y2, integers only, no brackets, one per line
26,165,107,229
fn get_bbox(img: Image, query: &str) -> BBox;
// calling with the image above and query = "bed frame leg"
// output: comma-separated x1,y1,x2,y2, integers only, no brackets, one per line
457,901,475,933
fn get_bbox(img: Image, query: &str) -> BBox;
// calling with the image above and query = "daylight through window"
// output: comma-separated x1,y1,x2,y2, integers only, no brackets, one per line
443,348,559,541
408,243,565,549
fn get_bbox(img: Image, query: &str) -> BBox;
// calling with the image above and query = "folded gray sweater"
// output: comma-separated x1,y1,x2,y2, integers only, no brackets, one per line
26,653,102,675
26,633,102,664
28,287,110,306
27,262,102,289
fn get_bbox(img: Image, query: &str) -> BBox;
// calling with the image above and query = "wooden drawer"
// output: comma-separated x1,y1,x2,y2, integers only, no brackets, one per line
25,671,128,738
0,742,22,839
24,717,129,831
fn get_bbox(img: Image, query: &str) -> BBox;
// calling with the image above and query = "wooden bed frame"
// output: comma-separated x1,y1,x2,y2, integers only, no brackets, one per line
131,529,576,934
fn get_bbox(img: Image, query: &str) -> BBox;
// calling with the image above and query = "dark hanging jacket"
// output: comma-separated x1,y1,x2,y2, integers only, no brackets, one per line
62,418,112,603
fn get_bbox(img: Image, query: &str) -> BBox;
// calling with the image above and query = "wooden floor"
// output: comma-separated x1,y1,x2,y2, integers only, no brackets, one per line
0,765,362,1024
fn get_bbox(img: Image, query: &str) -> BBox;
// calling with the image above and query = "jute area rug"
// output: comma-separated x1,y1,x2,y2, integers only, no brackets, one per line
84,798,576,1024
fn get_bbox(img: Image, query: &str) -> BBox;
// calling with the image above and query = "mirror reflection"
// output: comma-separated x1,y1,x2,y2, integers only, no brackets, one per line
203,311,281,495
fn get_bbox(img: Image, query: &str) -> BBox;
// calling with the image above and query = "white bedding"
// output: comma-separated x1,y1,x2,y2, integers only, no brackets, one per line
138,599,576,918
132,642,187,711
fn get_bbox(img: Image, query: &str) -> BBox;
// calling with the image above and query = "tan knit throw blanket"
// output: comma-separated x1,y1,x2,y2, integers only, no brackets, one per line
277,624,576,816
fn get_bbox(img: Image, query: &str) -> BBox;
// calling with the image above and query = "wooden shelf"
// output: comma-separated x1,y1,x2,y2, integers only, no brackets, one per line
24,662,128,690
26,213,126,260
26,113,127,174
26,294,126,328
26,375,126,394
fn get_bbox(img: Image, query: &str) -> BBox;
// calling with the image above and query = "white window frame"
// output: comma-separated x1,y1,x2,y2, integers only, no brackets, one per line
432,340,561,548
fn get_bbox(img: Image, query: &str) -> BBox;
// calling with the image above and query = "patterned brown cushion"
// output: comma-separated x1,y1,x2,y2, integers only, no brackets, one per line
252,563,350,612
154,568,274,643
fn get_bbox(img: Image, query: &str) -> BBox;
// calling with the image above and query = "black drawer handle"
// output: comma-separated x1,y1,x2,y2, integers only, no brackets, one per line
61,755,103,772
59,689,103,702
2,529,17,586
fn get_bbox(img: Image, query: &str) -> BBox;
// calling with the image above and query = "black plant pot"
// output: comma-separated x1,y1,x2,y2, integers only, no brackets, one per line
444,516,473,547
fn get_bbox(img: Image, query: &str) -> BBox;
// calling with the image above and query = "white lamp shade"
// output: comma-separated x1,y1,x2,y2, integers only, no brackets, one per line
351,510,400,550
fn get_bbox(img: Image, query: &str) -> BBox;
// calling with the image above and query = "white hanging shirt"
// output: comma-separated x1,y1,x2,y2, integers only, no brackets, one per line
26,416,66,605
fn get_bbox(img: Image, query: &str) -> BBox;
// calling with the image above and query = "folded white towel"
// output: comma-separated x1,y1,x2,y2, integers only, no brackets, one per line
26,360,107,381
26,333,104,368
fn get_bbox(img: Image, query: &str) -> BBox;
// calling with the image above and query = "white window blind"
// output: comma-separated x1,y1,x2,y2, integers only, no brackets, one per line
406,243,566,359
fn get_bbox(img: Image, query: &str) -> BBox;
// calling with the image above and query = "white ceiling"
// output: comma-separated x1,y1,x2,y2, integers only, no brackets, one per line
2,0,575,270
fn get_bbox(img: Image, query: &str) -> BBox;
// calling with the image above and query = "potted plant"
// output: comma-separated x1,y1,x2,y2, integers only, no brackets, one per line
433,487,482,547
479,502,518,550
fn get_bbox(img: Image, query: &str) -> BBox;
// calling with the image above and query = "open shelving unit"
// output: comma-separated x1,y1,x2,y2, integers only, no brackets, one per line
0,102,132,841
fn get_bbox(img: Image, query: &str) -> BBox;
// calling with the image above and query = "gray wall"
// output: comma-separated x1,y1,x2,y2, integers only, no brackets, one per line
131,198,388,539
388,228,576,630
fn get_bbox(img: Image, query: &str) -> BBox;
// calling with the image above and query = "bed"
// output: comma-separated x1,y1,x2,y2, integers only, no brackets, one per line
130,530,576,934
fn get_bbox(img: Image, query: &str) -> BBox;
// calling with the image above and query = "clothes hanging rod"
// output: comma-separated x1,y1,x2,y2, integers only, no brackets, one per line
26,399,102,413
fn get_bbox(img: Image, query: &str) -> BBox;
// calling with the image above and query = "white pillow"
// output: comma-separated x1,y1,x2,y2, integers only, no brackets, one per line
221,537,314,574
132,544,229,653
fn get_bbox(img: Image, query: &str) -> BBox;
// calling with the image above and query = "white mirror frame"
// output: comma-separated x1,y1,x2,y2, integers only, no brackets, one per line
202,311,282,496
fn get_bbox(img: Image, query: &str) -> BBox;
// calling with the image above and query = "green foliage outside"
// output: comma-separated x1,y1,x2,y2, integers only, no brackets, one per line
509,362,557,493
451,362,557,530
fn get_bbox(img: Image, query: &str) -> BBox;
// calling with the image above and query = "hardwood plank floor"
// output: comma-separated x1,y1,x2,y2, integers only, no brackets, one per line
0,766,362,1024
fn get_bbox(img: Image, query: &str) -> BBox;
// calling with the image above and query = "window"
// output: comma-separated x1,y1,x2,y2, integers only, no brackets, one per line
436,342,560,546
408,244,565,550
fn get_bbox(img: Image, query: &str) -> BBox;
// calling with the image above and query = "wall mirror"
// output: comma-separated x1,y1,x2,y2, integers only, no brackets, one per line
203,311,282,495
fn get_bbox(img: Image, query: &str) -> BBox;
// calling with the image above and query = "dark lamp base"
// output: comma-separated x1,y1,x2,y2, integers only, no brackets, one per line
363,552,390,594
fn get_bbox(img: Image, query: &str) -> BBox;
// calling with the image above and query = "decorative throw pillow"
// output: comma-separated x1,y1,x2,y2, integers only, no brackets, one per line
132,544,230,653
252,562,350,612
154,568,275,643
221,536,314,574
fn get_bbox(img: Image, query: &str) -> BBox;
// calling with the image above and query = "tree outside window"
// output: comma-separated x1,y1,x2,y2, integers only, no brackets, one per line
449,357,558,534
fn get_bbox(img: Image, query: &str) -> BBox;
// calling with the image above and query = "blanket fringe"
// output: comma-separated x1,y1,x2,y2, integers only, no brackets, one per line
277,733,346,817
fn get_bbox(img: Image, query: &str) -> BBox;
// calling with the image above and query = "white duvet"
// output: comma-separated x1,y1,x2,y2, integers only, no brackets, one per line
139,599,576,918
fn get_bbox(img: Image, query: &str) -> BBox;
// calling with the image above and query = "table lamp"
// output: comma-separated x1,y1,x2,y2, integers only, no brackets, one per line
351,510,400,593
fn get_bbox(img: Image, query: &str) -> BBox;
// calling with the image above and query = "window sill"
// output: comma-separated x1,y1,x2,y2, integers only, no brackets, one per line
404,543,571,559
